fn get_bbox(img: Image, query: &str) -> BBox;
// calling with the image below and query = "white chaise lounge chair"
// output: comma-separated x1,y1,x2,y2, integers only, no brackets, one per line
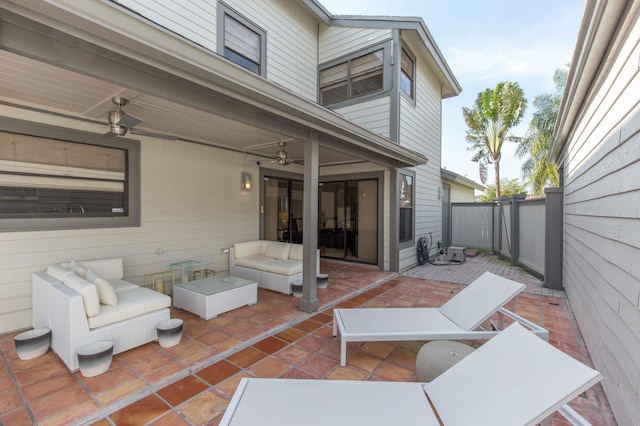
220,323,602,426
333,271,548,366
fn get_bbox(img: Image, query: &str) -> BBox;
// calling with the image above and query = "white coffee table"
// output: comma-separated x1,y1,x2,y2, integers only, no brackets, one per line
173,275,257,320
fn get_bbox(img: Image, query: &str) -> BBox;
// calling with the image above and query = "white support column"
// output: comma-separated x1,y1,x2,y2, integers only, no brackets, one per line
299,131,319,312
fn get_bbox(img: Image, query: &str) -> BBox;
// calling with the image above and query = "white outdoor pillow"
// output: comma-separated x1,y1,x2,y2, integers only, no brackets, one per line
288,244,303,260
62,274,101,317
68,260,88,278
85,269,118,306
47,264,74,281
265,242,290,260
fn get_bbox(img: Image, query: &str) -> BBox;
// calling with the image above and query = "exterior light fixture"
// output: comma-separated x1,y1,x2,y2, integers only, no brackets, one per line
241,171,252,191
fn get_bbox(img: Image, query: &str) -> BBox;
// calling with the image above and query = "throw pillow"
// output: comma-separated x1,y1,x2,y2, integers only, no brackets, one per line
68,260,88,278
94,277,118,306
62,274,101,317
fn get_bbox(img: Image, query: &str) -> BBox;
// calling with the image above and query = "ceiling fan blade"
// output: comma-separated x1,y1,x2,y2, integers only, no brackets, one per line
129,128,178,141
117,113,143,128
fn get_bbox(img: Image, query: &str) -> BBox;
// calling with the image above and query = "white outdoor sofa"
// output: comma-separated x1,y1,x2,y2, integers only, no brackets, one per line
32,257,171,372
229,240,319,295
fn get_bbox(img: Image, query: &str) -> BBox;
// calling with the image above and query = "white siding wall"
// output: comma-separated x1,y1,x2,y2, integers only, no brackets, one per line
115,0,319,101
561,18,640,425
447,181,476,203
319,26,392,63
334,97,391,139
398,41,443,271
0,113,259,334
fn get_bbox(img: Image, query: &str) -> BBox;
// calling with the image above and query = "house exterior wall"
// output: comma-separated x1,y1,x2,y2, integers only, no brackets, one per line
446,180,476,203
0,108,260,334
333,97,392,139
398,38,443,271
559,11,640,424
115,0,319,101
319,26,392,63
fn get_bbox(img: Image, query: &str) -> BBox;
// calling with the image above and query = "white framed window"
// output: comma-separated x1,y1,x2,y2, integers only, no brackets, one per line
400,47,415,99
320,49,385,106
218,3,266,76
0,118,140,232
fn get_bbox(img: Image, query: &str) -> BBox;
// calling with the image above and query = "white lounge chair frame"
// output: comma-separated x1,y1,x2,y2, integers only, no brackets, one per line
333,271,549,366
220,323,601,426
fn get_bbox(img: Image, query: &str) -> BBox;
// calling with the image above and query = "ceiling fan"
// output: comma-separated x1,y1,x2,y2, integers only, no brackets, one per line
272,141,292,165
104,97,177,140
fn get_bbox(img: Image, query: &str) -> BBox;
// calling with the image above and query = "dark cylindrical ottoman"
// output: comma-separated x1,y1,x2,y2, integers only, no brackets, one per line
77,341,114,377
156,318,183,348
14,328,51,360
316,274,329,288
291,282,303,297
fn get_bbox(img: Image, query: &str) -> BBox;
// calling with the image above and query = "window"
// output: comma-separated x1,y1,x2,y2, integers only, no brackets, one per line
320,49,384,105
400,48,415,99
218,4,266,76
0,118,140,231
399,173,413,243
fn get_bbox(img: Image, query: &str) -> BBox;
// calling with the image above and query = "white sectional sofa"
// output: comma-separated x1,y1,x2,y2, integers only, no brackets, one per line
32,257,171,372
229,240,319,295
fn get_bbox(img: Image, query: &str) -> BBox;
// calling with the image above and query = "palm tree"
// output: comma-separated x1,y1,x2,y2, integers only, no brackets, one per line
463,82,527,198
515,68,567,197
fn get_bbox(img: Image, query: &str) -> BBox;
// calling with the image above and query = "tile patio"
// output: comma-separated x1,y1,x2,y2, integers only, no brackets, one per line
0,254,616,425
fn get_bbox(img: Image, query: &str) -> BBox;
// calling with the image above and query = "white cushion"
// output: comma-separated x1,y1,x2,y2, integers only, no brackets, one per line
68,260,88,278
288,244,303,260
110,279,140,293
85,270,118,305
79,257,124,280
235,255,271,270
234,241,263,259
62,274,101,317
265,242,290,260
259,259,303,275
87,287,171,329
47,265,74,281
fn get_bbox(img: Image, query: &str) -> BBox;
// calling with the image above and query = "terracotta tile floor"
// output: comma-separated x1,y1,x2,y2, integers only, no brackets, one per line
0,258,617,425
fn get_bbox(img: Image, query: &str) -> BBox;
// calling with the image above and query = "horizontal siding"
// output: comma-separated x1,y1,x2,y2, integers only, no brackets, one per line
0,132,260,334
400,48,443,260
333,97,391,138
561,15,640,425
319,26,392,63
114,0,318,101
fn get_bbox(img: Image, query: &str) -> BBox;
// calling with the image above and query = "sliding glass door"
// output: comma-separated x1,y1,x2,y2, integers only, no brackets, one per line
263,177,303,243
318,179,377,264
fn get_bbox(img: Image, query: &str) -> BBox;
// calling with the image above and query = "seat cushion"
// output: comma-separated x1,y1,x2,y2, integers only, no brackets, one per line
235,255,271,270
258,259,303,275
87,287,171,329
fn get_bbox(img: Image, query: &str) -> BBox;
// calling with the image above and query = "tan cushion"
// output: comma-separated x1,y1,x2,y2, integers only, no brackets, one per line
63,274,101,317
234,241,263,259
47,265,74,281
288,244,303,260
87,287,171,329
265,242,290,260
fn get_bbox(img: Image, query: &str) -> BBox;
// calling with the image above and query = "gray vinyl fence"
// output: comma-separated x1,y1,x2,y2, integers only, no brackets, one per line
449,189,564,289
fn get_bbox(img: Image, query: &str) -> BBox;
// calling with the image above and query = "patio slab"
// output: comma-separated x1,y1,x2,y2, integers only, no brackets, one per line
0,257,616,425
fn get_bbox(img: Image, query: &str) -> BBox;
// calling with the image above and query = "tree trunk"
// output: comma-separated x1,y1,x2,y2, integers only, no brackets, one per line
494,161,501,199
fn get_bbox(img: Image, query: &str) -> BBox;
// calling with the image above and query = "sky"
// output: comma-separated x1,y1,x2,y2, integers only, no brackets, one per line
318,0,585,188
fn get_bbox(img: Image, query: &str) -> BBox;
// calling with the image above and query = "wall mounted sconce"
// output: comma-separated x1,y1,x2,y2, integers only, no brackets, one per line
241,172,252,191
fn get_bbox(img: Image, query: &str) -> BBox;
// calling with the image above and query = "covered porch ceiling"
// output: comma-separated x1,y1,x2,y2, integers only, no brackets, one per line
0,2,428,170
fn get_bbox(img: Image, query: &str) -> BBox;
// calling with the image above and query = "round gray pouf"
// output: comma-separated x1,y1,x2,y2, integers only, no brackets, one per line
156,318,183,348
416,341,475,382
14,328,51,360
291,282,303,297
77,341,114,377
316,274,329,289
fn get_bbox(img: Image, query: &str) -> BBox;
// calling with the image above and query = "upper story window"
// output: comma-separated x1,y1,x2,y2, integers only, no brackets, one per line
320,49,384,106
400,48,415,99
218,4,266,76
0,118,140,232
